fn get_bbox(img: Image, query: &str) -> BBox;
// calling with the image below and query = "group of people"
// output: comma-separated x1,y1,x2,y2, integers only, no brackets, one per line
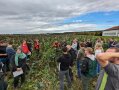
56,38,119,90
0,37,119,90
0,39,40,90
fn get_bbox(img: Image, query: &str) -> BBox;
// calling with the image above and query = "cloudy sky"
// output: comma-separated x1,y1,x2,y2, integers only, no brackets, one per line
0,0,119,34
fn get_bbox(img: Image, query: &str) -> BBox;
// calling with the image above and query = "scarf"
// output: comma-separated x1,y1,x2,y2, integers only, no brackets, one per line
15,53,26,66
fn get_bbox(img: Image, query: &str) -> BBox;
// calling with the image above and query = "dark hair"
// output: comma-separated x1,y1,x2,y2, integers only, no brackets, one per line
8,41,13,45
109,47,119,52
80,42,85,47
62,47,68,52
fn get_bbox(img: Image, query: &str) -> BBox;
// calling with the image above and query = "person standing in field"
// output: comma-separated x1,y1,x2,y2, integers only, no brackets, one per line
57,47,71,90
52,41,61,57
0,41,9,72
66,45,76,81
80,47,97,90
95,38,103,46
6,41,16,70
77,46,85,79
21,40,31,72
71,38,79,52
21,40,31,60
12,47,27,90
52,41,60,48
96,47,119,90
94,43,104,74
85,39,92,48
60,40,67,48
111,39,118,47
34,39,40,57
108,38,115,48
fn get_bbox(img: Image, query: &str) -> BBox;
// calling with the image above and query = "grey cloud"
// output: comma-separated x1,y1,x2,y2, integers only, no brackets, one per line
0,0,119,34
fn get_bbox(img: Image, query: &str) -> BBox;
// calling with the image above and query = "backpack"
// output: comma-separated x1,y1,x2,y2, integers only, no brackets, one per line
80,57,89,75
80,57,97,77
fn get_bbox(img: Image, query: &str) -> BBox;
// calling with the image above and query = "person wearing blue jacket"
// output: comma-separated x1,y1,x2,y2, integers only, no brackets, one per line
6,41,16,70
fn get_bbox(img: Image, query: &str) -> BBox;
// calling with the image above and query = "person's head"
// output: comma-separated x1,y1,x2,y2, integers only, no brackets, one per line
62,47,68,54
7,41,13,46
106,47,119,64
109,38,113,42
34,39,38,43
97,38,102,42
87,39,90,42
63,39,66,42
0,40,7,46
95,43,103,50
80,42,85,48
85,47,93,55
66,45,72,51
16,47,22,54
28,40,32,43
73,38,77,43
22,40,27,44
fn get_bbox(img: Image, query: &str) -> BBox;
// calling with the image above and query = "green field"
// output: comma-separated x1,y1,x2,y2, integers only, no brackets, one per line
1,34,118,90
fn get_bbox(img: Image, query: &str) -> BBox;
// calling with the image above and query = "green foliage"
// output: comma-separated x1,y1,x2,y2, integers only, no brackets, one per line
1,34,119,90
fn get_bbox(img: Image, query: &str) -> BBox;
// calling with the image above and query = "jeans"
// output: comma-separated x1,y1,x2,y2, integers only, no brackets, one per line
81,75,91,90
77,60,81,78
96,63,101,74
69,68,73,81
0,58,10,72
59,69,71,90
0,80,8,90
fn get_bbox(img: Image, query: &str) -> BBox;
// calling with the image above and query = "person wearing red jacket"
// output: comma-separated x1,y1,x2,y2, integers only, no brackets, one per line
21,40,31,72
52,41,60,48
34,39,40,50
34,39,40,57
21,40,30,54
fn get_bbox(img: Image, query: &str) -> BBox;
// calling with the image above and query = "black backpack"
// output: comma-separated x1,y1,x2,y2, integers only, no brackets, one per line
80,57,89,75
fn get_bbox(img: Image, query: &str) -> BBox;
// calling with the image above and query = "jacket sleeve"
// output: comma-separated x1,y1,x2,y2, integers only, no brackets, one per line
104,63,119,78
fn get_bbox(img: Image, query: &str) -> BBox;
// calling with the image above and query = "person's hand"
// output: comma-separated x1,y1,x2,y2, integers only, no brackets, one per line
0,54,7,56
28,52,31,55
17,68,22,71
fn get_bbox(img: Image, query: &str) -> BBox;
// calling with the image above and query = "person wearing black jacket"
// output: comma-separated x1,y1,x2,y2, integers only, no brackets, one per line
57,47,71,90
0,41,9,72
12,47,27,90
27,40,32,53
66,45,76,81
85,39,92,48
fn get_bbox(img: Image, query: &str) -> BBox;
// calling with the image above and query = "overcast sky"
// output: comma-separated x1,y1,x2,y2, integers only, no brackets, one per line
0,0,119,34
